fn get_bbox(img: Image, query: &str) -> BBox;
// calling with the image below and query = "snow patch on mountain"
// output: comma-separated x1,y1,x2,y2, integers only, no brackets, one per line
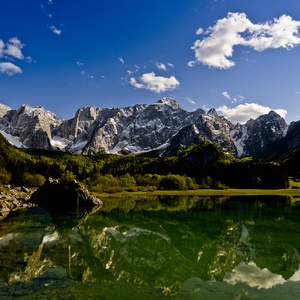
0,129,25,148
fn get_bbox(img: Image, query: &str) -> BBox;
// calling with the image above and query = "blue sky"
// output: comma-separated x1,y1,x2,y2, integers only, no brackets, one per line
1,0,300,124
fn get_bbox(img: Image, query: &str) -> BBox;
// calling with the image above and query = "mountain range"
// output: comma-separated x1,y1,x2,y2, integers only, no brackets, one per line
0,98,298,159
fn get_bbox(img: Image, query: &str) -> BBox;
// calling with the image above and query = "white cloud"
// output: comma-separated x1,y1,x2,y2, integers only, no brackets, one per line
156,62,174,71
0,37,24,59
119,57,125,65
202,104,209,111
76,61,84,66
216,102,287,124
185,97,196,105
41,4,52,18
222,91,240,103
48,0,53,4
25,56,35,63
130,72,180,93
0,37,27,76
222,91,231,100
187,60,196,67
0,62,22,76
156,62,167,71
49,25,61,35
196,27,204,35
190,12,300,69
0,40,5,57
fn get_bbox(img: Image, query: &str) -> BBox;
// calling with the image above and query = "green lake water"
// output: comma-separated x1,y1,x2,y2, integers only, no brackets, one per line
1,195,300,299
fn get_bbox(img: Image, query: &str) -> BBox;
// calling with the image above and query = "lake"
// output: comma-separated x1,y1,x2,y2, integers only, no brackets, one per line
1,195,300,299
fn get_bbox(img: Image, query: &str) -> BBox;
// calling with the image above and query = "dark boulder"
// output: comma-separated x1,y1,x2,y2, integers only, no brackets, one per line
29,178,102,214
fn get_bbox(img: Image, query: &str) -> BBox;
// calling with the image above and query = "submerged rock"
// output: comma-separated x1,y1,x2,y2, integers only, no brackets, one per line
29,178,102,214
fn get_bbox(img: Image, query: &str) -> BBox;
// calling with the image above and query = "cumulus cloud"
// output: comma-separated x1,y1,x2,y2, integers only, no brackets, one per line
49,25,61,35
0,62,22,76
130,72,180,93
0,37,24,59
0,37,27,76
189,12,300,69
216,102,287,123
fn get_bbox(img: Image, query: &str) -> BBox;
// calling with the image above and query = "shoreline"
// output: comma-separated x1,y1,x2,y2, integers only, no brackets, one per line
2,185,300,221
95,187,300,198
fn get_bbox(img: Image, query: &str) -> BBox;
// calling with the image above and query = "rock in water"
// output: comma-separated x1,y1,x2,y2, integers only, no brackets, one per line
29,178,102,214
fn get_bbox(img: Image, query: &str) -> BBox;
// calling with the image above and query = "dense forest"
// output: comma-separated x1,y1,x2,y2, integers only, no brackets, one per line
0,133,294,192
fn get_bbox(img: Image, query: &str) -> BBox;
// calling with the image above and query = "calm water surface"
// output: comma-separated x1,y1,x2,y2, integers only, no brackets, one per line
1,195,300,299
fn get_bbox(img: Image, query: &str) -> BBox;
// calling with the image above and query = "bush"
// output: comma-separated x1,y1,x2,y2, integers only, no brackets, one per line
135,174,161,188
61,171,76,183
88,174,122,193
119,173,136,189
0,167,12,184
22,172,46,187
158,174,187,190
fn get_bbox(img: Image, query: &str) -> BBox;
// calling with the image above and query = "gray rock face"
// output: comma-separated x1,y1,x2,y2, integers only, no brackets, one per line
164,109,236,156
231,111,288,158
0,99,290,158
0,104,63,150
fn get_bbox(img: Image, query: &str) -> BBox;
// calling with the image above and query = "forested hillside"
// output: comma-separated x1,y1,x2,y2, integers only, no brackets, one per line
0,133,290,191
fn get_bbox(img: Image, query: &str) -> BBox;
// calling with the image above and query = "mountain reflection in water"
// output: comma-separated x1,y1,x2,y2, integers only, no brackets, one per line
0,195,300,299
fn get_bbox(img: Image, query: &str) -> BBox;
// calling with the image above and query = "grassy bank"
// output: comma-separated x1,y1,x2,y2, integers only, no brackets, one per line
96,188,300,198
95,180,300,198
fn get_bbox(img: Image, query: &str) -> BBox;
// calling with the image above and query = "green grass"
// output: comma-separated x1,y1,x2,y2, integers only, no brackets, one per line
95,179,300,198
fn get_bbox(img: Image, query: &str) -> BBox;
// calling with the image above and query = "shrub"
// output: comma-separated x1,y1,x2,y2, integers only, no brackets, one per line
22,172,46,187
0,167,12,184
158,174,187,190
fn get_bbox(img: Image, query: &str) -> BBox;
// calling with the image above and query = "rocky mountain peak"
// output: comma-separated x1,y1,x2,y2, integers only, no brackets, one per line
0,104,12,117
268,110,280,118
156,97,182,110
207,108,218,117
231,110,288,158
